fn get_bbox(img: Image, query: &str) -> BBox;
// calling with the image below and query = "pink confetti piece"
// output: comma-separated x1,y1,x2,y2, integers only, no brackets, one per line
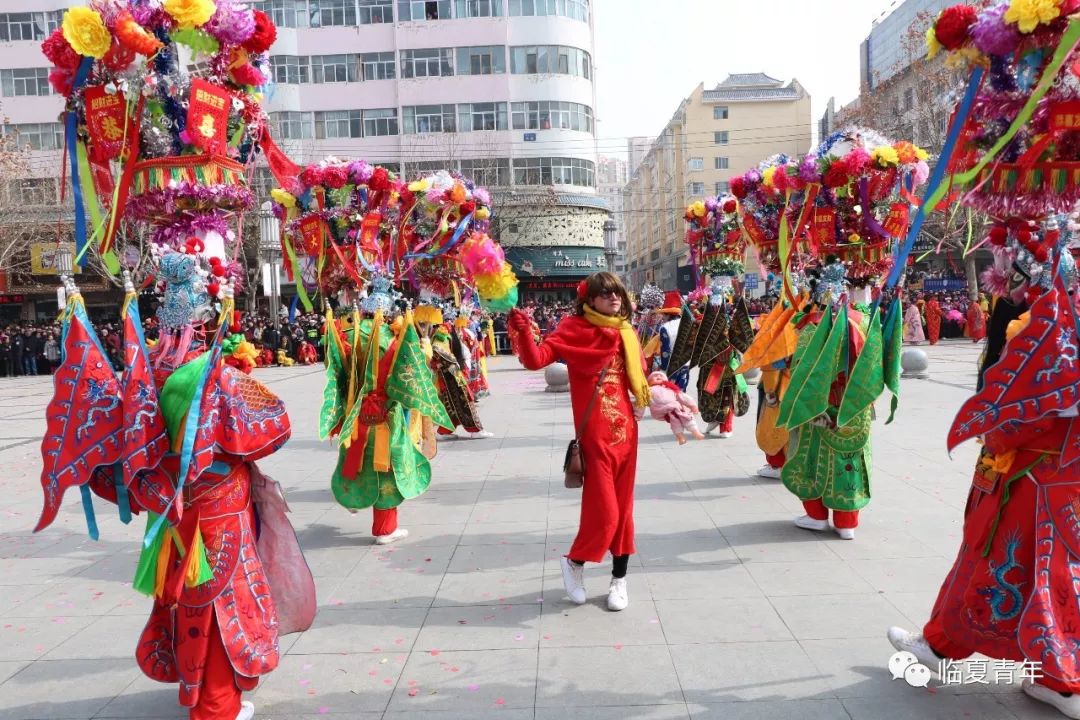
514,634,525,641
614,644,623,651
407,680,418,686
303,664,314,670
495,698,506,705
318,707,330,714
429,650,440,656
299,679,311,686
368,670,377,676
384,679,393,685
467,684,480,692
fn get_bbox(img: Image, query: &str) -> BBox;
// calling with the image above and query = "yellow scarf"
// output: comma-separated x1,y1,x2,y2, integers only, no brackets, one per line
582,305,651,408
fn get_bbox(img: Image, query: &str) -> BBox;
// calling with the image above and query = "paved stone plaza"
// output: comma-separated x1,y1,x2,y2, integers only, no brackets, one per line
0,342,1065,720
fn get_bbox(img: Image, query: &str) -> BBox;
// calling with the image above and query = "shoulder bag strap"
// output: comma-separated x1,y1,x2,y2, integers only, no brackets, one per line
574,361,612,442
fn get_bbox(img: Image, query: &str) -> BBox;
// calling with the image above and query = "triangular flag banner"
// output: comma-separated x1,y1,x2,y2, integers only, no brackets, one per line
120,296,168,486
730,298,755,353
665,304,697,373
784,304,848,431
948,278,1080,452
837,306,884,428
35,301,124,533
319,318,346,440
882,297,903,424
777,309,833,428
386,320,454,431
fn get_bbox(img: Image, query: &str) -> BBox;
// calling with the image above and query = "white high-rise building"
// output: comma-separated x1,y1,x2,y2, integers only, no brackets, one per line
0,0,606,312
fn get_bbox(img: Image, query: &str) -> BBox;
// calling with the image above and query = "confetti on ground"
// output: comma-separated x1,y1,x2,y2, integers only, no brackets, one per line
467,684,480,692
495,698,506,705
408,688,419,697
429,650,440,656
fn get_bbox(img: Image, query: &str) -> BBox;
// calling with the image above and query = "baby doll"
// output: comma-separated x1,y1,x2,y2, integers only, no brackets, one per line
648,370,704,444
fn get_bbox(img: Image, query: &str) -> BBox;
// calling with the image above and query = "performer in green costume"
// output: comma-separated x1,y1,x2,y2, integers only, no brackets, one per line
322,277,453,544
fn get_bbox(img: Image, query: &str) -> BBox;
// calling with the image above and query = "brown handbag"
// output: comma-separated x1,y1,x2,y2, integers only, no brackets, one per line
564,362,611,489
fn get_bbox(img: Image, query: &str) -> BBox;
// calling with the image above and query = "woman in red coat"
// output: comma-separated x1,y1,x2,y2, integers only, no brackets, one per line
925,294,943,345
509,272,650,611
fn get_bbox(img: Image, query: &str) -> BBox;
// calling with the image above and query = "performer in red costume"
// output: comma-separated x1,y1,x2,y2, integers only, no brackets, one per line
925,294,942,345
508,271,650,612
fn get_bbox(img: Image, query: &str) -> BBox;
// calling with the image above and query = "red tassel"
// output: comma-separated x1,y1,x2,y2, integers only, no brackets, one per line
260,126,301,194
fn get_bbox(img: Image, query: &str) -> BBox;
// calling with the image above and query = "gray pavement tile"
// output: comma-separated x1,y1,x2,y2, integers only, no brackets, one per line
328,569,444,610
89,675,187,719
385,711,532,720
539,596,665,647
688,698,849,719
849,556,955,593
415,605,541,651
447,542,547,574
457,521,548,545
744,559,877,596
635,535,739,567
0,662,27,686
771,593,912,640
387,648,537,711
287,608,428,655
252,652,405,714
5,579,138,619
669,641,834,703
841,692,1020,719
433,570,545,607
537,705,691,719
536,645,683,707
0,615,97,661
643,562,764,600
0,658,139,720
43,615,140,660
656,597,793,644
882,590,938,628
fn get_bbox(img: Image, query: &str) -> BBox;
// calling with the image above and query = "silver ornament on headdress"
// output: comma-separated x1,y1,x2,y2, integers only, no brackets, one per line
157,252,211,330
639,284,664,310
361,275,397,314
816,261,848,305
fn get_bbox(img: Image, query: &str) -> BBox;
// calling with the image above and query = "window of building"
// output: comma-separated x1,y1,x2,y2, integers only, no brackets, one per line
359,0,394,22
903,87,915,111
509,0,588,21
1,122,63,150
361,52,396,80
251,1,309,27
714,157,729,170
0,68,50,97
713,106,729,120
454,0,503,17
269,55,310,84
715,181,730,196
399,0,451,20
363,108,399,136
0,11,62,42
457,102,507,131
688,157,703,171
403,104,457,133
271,111,315,139
688,182,705,196
460,158,511,187
456,46,505,75
311,54,359,83
400,48,454,78
315,110,362,138
510,45,591,78
10,178,55,205
405,160,451,176
512,157,594,186
309,0,358,26
511,101,593,133
714,131,728,144
250,167,276,201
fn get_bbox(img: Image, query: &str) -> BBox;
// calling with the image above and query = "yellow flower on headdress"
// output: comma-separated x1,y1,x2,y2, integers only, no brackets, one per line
914,145,929,161
62,7,112,59
164,0,217,30
926,26,942,59
871,145,900,168
762,166,777,188
1004,0,1061,34
270,188,296,208
689,200,706,218
408,179,430,193
475,206,491,220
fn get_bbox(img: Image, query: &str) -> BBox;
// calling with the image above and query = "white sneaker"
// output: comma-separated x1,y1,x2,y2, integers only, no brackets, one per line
704,422,719,434
560,556,586,605
794,515,829,531
607,577,628,611
756,464,781,479
886,627,941,674
464,430,494,439
835,527,856,540
1023,678,1080,719
717,431,733,439
236,701,255,720
375,528,409,545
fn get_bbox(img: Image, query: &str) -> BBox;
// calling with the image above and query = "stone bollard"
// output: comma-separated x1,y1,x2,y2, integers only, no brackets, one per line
901,348,929,379
742,367,761,386
545,363,570,393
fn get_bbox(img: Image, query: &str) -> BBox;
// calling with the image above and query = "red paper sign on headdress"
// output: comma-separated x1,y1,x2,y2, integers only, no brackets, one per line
187,79,230,154
84,85,129,161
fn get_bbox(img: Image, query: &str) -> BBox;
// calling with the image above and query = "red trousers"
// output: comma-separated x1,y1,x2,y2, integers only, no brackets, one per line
765,450,785,469
802,498,859,529
373,507,398,536
568,433,638,563
718,410,734,433
189,615,241,720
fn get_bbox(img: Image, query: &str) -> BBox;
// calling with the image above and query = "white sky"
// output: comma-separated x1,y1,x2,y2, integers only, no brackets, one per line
592,0,898,160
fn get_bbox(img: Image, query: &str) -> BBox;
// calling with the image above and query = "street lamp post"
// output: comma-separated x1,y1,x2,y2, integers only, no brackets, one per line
258,203,282,334
56,245,73,311
602,218,617,274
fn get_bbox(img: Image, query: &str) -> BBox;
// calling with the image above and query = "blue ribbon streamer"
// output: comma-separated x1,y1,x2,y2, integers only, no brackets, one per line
884,66,984,292
67,57,94,265
113,463,132,525
80,485,99,541
405,213,474,260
